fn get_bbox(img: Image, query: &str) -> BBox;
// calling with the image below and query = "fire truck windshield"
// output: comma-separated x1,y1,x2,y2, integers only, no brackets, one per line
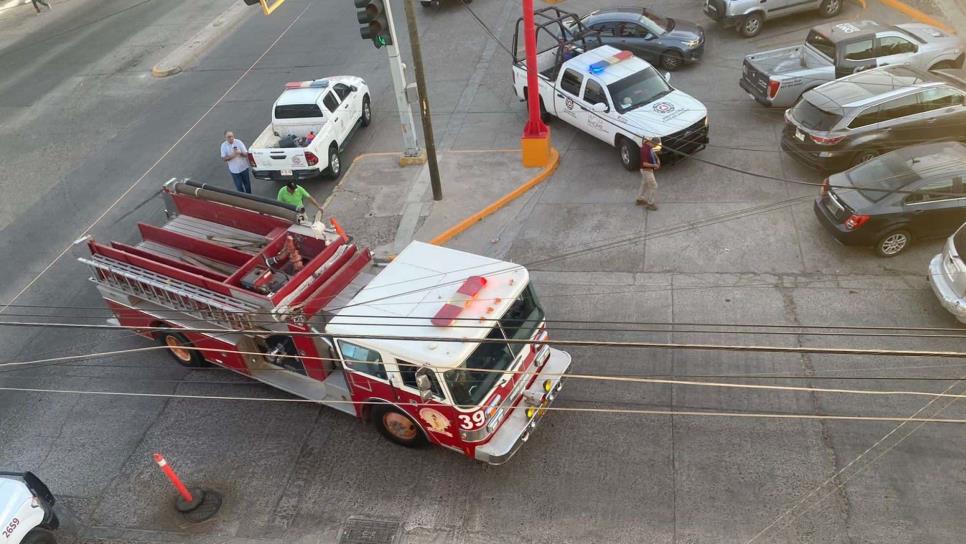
444,286,545,408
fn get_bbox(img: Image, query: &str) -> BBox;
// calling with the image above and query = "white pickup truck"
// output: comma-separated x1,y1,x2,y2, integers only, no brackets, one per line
513,44,708,170
0,472,58,544
248,77,371,182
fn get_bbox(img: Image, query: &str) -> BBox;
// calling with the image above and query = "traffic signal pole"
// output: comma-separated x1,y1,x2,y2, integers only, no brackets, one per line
380,0,424,163
402,0,442,200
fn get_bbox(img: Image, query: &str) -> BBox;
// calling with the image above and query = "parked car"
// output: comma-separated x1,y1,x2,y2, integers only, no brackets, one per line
782,65,966,172
703,0,841,38
0,472,58,544
813,141,966,256
741,20,964,107
928,222,966,323
577,8,705,71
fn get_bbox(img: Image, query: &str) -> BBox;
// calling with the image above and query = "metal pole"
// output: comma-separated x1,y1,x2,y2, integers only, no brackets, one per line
382,0,421,158
521,0,547,138
403,0,443,201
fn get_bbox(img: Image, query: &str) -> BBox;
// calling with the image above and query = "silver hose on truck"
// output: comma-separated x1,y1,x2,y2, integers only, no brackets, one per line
165,179,304,224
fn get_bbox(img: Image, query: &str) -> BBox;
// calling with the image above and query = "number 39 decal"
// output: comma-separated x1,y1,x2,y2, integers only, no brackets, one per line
458,411,485,430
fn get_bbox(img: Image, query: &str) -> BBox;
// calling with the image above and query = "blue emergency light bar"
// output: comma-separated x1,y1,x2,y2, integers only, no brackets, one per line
588,50,634,74
285,79,329,89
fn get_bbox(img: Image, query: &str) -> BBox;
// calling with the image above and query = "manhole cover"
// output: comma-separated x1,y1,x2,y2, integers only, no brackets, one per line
338,516,401,544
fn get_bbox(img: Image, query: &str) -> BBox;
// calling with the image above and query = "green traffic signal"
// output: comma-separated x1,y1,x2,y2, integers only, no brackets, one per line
355,0,392,49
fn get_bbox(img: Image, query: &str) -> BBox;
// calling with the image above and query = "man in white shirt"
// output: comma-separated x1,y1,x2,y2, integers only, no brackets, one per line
220,130,252,193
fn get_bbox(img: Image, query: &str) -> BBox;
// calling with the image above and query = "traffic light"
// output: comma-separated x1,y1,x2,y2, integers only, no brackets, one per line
356,0,393,49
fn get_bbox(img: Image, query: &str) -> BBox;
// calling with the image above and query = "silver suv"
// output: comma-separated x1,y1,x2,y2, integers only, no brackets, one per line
782,65,966,172
704,0,842,37
929,222,966,323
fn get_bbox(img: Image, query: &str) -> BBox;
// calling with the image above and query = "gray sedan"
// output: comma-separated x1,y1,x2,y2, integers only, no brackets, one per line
579,8,705,71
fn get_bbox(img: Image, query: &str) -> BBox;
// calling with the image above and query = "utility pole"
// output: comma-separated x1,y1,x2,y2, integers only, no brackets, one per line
402,0,442,200
381,0,424,163
355,0,424,164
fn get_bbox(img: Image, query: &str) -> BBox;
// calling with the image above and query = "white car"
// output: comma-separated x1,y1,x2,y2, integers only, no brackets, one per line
249,77,371,182
0,472,58,544
513,44,709,169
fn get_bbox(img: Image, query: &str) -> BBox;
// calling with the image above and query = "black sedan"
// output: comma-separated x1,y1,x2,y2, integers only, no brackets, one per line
813,141,966,256
579,8,705,71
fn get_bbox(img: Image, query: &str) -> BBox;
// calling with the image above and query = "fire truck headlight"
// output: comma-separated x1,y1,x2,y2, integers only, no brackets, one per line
543,379,553,393
526,406,537,419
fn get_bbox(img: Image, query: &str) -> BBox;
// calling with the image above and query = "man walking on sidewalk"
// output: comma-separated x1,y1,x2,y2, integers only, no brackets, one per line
636,138,660,210
220,131,252,194
32,0,51,12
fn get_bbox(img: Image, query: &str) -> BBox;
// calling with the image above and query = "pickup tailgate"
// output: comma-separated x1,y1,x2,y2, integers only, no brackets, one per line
742,46,808,101
250,146,311,172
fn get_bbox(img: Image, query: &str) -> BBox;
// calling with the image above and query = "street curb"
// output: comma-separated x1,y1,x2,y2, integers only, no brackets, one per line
876,0,953,33
151,2,254,78
428,147,560,247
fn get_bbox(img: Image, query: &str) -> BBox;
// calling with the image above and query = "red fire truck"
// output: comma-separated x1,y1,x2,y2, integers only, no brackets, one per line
75,179,571,464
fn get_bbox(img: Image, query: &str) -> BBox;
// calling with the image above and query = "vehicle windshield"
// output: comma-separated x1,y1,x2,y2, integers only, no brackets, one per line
846,155,918,202
443,285,545,407
805,30,836,59
609,67,673,114
275,104,324,119
791,99,841,131
640,11,672,34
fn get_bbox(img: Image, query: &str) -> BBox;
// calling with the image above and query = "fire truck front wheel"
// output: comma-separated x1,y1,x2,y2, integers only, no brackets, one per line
156,331,207,368
373,404,428,447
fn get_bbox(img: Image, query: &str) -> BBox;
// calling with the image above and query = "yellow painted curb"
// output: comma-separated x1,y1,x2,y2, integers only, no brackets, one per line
429,147,560,247
877,0,952,33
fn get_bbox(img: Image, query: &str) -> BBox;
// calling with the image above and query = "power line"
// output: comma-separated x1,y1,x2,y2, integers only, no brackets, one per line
1,321,964,359
6,384,966,425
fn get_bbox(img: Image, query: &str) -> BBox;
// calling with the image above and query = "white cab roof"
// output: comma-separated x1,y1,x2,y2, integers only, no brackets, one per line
568,45,654,86
326,241,529,368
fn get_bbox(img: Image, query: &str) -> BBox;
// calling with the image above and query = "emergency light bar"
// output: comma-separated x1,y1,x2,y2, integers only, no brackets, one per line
285,79,329,89
588,50,633,75
431,276,488,327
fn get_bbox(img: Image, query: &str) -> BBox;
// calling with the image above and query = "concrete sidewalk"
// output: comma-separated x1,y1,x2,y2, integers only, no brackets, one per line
323,150,552,259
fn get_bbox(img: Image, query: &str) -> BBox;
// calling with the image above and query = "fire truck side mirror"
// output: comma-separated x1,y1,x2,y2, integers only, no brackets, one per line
415,368,433,401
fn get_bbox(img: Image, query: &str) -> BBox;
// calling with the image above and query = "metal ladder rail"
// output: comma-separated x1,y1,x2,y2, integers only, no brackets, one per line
81,255,265,330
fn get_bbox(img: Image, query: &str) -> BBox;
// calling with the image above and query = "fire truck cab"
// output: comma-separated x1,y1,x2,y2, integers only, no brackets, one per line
76,179,570,464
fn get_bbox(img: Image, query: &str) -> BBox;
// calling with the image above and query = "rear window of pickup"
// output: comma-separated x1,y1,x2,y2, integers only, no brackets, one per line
275,104,324,119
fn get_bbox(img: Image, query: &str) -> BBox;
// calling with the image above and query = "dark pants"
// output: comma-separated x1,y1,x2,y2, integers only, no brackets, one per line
230,169,252,193
32,0,50,11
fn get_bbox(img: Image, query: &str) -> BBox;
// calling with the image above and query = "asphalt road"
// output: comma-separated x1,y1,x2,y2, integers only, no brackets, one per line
2,0,966,542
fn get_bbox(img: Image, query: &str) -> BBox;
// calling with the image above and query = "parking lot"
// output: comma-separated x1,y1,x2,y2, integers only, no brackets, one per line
1,0,965,542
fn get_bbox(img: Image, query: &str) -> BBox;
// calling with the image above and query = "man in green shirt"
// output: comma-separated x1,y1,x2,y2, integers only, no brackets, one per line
277,181,323,212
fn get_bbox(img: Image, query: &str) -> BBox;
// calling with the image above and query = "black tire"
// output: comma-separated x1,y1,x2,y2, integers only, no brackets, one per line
156,331,207,368
850,149,878,168
22,530,56,544
372,404,427,448
525,89,552,123
875,229,912,257
360,95,372,128
738,12,764,37
818,0,842,17
660,50,685,71
618,137,640,171
325,144,342,180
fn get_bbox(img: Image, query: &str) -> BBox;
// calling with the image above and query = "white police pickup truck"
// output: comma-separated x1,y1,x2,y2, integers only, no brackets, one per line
0,472,58,544
248,77,371,182
513,45,709,169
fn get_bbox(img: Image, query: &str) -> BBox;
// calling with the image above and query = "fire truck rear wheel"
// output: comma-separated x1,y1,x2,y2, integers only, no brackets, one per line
373,404,427,447
22,529,57,544
157,331,207,368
